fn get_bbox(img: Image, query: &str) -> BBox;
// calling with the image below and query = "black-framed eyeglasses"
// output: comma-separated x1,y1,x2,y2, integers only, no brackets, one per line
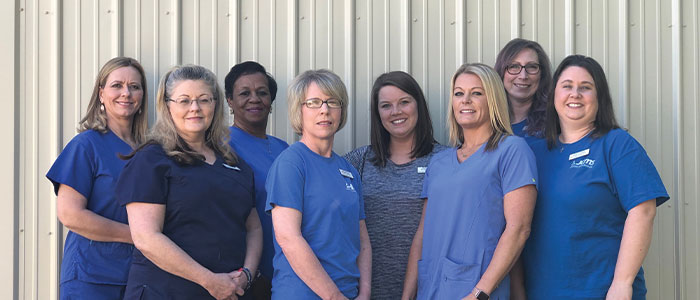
303,98,342,109
506,63,541,75
167,97,216,108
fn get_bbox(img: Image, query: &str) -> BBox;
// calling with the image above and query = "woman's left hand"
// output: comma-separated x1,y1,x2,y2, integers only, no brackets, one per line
605,280,632,300
229,270,248,296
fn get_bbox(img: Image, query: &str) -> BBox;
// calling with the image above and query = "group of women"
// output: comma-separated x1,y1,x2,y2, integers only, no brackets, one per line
47,37,668,300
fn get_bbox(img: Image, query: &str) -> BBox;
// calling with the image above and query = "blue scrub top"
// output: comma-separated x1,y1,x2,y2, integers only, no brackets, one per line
265,142,365,300
522,129,669,300
228,125,288,279
418,135,537,300
511,119,540,144
116,144,256,299
46,129,135,286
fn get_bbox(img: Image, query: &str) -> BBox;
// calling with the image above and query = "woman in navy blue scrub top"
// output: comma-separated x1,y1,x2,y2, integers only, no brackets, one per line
46,57,148,300
403,63,537,300
266,69,372,300
116,65,263,300
521,55,669,300
494,38,552,140
224,61,288,299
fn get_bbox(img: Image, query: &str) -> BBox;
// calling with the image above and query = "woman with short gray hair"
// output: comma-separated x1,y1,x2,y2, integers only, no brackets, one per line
266,69,371,300
116,64,262,299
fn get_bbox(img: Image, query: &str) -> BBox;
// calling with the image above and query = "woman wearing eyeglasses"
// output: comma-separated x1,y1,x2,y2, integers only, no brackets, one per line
116,65,262,299
266,69,371,300
494,38,552,140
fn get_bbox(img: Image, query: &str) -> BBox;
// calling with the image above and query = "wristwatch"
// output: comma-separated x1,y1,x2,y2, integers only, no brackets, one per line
474,287,490,300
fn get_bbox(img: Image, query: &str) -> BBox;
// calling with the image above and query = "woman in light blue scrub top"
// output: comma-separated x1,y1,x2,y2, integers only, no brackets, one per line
521,55,669,300
224,61,289,299
403,63,537,300
266,69,371,300
46,57,148,299
494,38,552,141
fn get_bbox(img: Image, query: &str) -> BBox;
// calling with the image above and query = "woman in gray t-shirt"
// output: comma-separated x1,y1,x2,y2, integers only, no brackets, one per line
344,71,445,300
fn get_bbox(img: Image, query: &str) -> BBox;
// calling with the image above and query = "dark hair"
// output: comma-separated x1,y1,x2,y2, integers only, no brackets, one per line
224,61,278,101
369,71,436,167
545,55,620,149
494,38,552,137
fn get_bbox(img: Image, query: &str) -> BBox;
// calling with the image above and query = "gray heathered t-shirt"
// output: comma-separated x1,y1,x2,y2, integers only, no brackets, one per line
344,143,447,300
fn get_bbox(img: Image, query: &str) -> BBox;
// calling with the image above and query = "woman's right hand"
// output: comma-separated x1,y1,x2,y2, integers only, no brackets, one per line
202,272,244,300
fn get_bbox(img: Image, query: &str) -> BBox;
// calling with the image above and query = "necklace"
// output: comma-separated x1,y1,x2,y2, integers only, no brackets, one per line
458,141,487,158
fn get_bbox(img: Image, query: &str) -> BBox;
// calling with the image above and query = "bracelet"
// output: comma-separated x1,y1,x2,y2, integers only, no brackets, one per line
239,267,253,291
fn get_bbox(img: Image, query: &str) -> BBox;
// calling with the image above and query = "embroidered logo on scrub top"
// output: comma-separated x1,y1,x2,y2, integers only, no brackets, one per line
417,167,427,174
570,158,595,169
345,182,356,192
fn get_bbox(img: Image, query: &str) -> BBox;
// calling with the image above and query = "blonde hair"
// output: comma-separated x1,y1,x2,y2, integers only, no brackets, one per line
143,64,237,165
287,69,349,135
79,56,148,144
447,63,512,150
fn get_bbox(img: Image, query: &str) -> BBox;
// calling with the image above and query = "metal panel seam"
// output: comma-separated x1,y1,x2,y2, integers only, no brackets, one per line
671,0,684,298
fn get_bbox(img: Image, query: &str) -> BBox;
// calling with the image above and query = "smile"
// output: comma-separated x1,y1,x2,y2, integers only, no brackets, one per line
460,109,476,113
566,103,583,108
513,83,530,88
391,118,407,124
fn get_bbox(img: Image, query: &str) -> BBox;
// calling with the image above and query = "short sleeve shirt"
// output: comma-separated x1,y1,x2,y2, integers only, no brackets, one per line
46,129,135,285
265,142,365,300
522,129,669,299
228,126,289,279
418,136,537,300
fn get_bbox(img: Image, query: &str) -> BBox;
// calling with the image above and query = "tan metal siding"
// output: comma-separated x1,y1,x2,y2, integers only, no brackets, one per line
5,0,699,299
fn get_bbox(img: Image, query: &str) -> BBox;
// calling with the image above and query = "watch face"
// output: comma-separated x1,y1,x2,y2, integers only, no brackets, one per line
476,291,489,300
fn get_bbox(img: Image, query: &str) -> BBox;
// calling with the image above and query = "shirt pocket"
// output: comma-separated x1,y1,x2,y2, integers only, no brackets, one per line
437,256,479,300
79,240,134,285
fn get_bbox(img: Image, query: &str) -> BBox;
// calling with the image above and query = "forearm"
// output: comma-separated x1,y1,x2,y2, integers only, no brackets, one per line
135,231,214,289
60,208,132,244
476,223,530,294
356,221,372,299
243,225,263,274
280,235,345,300
612,200,656,285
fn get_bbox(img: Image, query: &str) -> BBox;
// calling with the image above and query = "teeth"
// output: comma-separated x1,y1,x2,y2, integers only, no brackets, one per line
460,109,475,113
514,83,529,88
567,103,582,108
391,119,406,124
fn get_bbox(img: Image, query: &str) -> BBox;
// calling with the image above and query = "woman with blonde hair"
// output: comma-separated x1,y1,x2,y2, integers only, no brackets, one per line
46,56,147,299
266,69,371,300
403,63,537,300
116,65,262,299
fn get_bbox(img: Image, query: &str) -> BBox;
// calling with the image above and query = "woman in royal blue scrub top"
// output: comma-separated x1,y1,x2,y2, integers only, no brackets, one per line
521,55,669,300
116,65,263,299
46,57,148,300
403,63,537,300
224,61,288,299
266,69,372,300
494,38,552,140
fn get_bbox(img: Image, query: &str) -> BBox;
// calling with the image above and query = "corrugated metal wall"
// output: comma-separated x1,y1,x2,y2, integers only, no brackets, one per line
3,0,698,299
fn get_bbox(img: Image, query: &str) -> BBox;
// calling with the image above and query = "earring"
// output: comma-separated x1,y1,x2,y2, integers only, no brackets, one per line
230,107,234,114
100,103,105,112
138,108,142,114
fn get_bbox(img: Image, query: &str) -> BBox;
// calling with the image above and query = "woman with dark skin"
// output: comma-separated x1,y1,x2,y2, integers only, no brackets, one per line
224,61,288,299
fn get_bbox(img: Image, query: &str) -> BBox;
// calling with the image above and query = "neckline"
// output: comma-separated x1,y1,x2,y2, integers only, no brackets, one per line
231,125,269,141
454,143,486,165
105,128,134,150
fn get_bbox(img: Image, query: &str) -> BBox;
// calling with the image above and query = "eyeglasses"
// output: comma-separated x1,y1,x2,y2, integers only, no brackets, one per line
167,98,216,108
303,98,342,109
506,63,541,75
